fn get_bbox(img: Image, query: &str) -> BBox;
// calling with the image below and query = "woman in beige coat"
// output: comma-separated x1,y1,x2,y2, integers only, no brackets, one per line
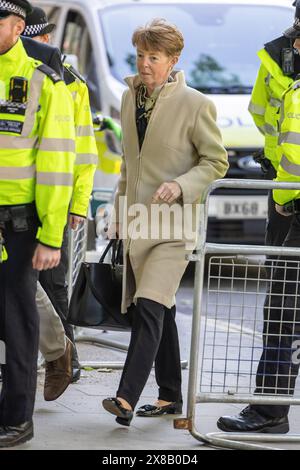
102,19,228,426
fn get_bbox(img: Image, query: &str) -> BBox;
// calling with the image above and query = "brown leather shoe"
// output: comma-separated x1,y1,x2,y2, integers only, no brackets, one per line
44,338,73,401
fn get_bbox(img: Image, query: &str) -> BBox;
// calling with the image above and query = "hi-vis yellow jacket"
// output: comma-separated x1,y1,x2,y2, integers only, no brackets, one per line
0,39,75,248
273,79,300,205
249,48,293,169
64,64,98,217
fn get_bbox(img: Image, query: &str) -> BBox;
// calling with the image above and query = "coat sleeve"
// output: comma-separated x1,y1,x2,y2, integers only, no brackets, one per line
174,98,228,204
273,86,300,205
248,63,269,135
35,80,76,248
70,82,98,217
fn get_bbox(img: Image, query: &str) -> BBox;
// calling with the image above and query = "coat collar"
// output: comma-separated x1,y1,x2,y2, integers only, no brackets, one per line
124,70,186,98
0,38,29,79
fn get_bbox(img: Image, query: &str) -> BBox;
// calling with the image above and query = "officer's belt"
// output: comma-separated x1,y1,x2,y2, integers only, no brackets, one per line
0,203,36,222
0,203,36,229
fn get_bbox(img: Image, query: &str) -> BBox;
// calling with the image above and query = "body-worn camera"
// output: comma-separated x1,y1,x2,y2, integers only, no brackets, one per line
282,48,295,76
9,76,28,103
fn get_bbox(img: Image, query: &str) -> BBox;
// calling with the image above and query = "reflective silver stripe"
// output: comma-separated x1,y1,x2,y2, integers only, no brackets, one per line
22,69,44,137
0,135,38,149
262,123,278,136
265,73,271,86
248,102,265,116
258,126,265,135
279,103,285,128
71,92,77,100
75,153,98,165
0,165,35,179
36,172,73,186
270,97,281,107
278,131,300,145
39,138,75,153
280,154,300,176
75,125,95,137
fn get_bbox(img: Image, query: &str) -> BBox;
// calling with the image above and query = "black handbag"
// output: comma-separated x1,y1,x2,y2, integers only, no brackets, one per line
67,239,132,331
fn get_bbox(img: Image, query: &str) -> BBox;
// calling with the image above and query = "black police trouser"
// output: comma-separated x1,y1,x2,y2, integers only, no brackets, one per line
39,226,79,367
265,165,292,248
117,298,182,409
252,214,300,418
0,214,39,425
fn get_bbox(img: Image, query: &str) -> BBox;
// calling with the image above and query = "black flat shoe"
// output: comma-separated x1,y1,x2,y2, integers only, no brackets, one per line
102,397,133,427
136,402,183,417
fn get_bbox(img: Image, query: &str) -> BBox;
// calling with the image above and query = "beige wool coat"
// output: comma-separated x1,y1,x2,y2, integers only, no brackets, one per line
113,71,228,313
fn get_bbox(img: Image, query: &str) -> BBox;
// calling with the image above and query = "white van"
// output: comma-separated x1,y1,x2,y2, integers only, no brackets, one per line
33,0,294,243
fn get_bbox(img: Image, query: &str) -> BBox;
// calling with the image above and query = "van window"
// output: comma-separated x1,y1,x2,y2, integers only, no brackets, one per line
100,3,292,93
62,10,101,111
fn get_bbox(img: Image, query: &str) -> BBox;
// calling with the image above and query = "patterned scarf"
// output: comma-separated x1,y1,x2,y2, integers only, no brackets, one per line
136,84,157,150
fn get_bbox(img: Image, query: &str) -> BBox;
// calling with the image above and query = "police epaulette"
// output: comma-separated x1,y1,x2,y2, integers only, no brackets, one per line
37,64,62,84
65,64,86,83
63,65,76,85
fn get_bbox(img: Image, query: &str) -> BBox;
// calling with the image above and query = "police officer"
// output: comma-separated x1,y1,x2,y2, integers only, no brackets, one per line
22,6,98,387
20,5,63,79
0,0,75,447
249,1,300,249
217,8,300,434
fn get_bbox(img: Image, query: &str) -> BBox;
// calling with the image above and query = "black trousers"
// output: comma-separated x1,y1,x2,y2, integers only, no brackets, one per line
0,216,39,425
253,214,300,418
117,298,182,409
265,165,291,249
39,226,79,367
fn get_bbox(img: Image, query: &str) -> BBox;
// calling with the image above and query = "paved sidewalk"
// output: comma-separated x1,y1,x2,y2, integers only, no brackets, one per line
4,311,300,450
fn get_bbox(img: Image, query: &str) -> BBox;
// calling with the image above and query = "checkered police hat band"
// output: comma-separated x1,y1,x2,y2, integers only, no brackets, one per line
0,0,26,19
23,23,48,37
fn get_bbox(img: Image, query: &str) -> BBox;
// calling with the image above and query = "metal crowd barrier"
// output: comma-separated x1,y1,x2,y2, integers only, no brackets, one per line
174,179,300,450
66,212,188,370
67,220,88,303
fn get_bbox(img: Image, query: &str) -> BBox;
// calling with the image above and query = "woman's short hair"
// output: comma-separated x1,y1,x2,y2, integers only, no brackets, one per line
132,18,184,57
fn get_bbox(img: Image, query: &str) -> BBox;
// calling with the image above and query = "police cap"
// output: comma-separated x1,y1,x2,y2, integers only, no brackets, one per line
22,6,56,38
0,0,32,20
284,0,300,38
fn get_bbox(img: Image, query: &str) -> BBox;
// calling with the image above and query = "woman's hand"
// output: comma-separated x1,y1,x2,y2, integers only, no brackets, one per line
107,223,120,239
152,181,182,204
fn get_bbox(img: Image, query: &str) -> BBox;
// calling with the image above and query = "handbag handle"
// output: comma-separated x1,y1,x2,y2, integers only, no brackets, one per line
112,239,123,266
99,239,123,266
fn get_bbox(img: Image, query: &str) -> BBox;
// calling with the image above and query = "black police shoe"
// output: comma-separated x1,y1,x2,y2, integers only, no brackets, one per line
217,406,289,434
0,420,33,448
